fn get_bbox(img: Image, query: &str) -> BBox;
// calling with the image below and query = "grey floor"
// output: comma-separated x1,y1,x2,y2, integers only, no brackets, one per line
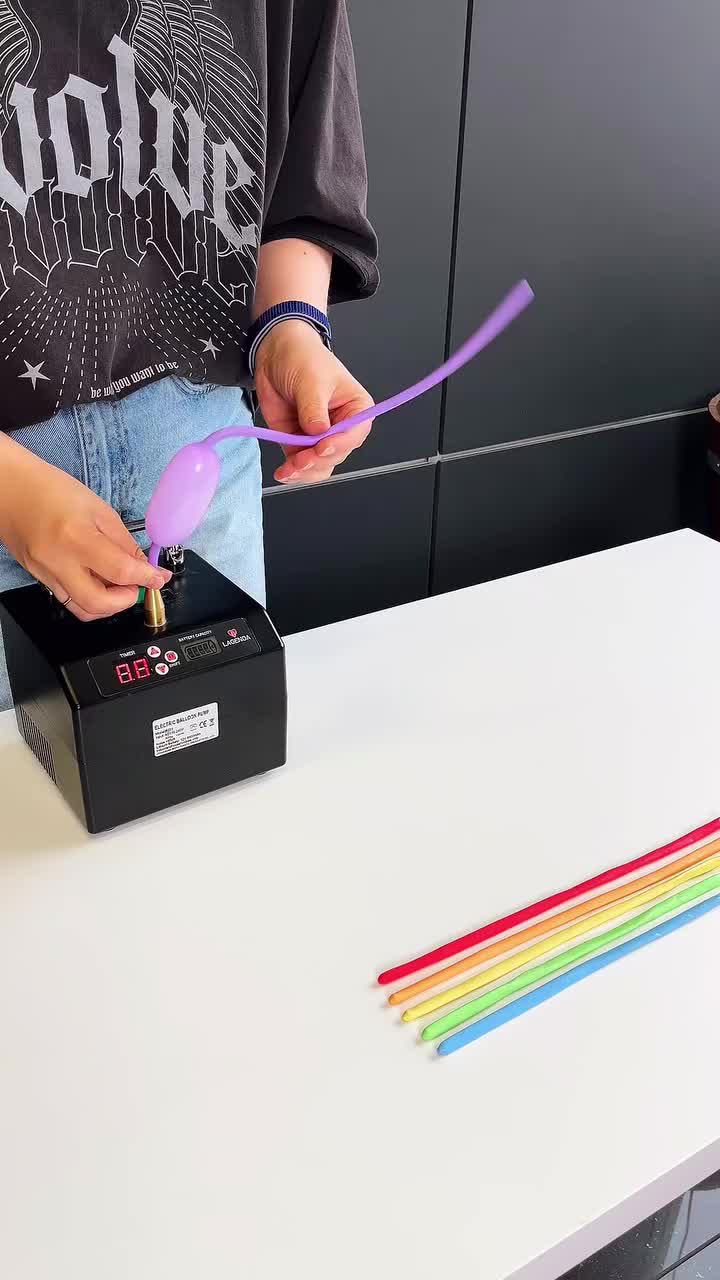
561,1173,720,1279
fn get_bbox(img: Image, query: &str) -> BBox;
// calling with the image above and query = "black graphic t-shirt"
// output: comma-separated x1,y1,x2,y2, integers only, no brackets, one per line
0,0,378,431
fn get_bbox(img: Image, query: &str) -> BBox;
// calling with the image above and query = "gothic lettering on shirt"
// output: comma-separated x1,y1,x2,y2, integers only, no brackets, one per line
0,1,266,410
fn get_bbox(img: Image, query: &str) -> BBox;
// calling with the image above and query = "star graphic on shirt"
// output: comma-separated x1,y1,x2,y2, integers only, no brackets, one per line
19,360,50,390
201,337,220,358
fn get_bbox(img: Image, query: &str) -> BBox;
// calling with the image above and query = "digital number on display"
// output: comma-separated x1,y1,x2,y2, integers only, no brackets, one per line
115,658,151,685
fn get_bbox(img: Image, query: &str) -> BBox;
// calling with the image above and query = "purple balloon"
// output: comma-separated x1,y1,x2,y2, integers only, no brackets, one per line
144,280,535,563
204,280,536,452
145,442,221,549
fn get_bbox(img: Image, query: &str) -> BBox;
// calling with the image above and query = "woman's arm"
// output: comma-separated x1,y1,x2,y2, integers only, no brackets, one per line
253,238,332,317
252,239,374,484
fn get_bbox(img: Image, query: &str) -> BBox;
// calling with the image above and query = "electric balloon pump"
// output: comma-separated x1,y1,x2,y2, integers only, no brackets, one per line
0,283,533,831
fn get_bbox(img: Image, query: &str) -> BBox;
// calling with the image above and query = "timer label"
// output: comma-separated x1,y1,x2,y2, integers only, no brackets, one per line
152,702,219,758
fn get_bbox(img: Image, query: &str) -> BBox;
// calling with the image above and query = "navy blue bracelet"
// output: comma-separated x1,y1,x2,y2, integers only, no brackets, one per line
247,301,333,378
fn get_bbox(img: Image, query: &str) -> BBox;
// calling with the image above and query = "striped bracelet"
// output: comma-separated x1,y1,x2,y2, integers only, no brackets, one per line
247,301,333,378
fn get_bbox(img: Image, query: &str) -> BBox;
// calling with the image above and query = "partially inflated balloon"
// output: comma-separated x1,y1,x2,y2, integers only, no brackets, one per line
145,443,221,547
144,281,535,556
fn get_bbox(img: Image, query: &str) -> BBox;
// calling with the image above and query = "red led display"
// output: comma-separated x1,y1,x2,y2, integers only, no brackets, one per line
115,658,152,685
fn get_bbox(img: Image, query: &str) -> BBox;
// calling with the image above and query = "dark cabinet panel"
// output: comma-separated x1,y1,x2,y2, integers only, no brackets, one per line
432,414,709,595
444,1,720,453
264,466,434,634
261,0,466,486
561,1178,720,1280
670,1237,720,1280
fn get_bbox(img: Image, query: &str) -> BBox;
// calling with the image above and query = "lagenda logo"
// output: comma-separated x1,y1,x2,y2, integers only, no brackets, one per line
222,632,251,649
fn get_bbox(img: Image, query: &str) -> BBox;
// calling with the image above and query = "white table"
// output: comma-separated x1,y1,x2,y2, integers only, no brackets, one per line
1,529,720,1280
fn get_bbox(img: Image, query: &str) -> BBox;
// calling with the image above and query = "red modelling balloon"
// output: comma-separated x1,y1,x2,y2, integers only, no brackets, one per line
377,816,720,985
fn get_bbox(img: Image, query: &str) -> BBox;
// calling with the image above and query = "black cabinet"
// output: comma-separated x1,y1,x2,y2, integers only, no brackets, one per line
264,466,434,634
444,0,720,453
432,413,709,595
261,0,466,486
263,0,715,675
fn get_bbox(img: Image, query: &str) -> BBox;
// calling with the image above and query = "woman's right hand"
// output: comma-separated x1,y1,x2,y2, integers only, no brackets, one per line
0,435,170,621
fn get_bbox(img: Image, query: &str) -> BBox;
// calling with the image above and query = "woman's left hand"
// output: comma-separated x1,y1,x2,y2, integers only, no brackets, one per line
254,319,374,484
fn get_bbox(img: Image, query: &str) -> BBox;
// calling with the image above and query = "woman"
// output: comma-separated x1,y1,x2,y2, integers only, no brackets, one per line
0,0,378,708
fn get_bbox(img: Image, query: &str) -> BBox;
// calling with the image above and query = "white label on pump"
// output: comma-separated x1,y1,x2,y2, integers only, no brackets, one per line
152,702,219,758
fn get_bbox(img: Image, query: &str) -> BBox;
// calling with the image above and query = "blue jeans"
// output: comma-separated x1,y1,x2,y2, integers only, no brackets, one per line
0,376,264,711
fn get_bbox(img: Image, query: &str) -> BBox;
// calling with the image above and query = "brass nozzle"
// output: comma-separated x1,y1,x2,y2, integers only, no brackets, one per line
144,587,166,629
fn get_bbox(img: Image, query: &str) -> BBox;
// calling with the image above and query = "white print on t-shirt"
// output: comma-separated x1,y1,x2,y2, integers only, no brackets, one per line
0,1,266,407
88,361,179,400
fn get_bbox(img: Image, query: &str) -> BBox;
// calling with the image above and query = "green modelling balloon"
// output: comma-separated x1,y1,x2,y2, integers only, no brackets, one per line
422,871,720,1041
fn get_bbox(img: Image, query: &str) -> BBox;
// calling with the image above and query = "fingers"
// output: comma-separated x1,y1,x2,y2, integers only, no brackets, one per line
42,555,165,622
41,574,112,623
95,506,168,573
261,348,375,484
85,528,170,590
294,372,333,436
275,458,335,485
93,508,171,585
18,471,173,622
275,414,374,485
64,568,142,619
67,601,110,624
95,505,146,556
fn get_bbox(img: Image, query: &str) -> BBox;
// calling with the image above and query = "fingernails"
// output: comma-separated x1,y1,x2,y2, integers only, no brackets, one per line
278,458,318,483
281,460,312,480
150,573,166,589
